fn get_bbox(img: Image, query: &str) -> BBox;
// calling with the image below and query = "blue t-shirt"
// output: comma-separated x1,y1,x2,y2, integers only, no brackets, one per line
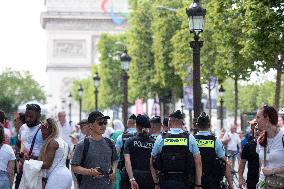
195,131,225,158
151,128,200,157
115,128,137,150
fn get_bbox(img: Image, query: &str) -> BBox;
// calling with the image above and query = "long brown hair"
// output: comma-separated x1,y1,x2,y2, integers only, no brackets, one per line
38,118,59,160
258,105,278,147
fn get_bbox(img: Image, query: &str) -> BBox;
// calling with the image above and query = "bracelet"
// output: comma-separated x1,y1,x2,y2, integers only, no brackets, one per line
129,178,136,182
195,184,202,187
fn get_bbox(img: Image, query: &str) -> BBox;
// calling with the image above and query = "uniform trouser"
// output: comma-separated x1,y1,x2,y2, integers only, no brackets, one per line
121,169,154,189
201,176,222,189
160,174,193,189
119,168,130,189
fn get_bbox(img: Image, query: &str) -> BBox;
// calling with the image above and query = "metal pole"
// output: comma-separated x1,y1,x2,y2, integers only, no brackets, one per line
69,102,72,123
190,33,203,122
220,98,224,129
122,72,129,127
79,97,82,121
95,87,98,111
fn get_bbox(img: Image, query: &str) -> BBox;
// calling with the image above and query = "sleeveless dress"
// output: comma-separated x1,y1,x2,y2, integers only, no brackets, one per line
44,137,72,189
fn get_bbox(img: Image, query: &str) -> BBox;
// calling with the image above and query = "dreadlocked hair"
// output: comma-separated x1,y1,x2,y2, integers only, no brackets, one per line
38,118,59,161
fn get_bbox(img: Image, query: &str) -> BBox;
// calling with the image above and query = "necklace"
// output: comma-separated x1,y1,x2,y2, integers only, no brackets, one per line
267,128,280,154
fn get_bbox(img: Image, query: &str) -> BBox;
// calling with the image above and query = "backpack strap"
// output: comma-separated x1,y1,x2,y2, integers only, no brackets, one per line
282,134,284,148
80,137,90,167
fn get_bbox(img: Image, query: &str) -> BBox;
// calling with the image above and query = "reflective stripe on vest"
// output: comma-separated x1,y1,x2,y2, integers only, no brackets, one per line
164,138,188,146
196,139,215,148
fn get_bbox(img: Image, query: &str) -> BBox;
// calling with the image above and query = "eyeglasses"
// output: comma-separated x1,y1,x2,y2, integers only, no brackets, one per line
98,121,108,126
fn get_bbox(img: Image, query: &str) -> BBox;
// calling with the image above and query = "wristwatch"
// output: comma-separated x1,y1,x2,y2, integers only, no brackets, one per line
129,178,136,182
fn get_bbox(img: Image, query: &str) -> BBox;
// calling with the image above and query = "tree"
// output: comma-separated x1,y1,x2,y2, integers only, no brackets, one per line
0,69,46,114
128,0,155,102
151,0,184,114
207,0,256,124
242,0,284,110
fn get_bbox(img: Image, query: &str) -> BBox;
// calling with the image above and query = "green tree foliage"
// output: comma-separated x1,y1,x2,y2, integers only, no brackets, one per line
242,0,284,109
128,0,155,102
151,0,183,99
0,69,46,114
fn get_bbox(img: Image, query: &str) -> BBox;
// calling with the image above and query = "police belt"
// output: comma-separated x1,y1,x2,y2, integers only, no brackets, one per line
159,172,187,180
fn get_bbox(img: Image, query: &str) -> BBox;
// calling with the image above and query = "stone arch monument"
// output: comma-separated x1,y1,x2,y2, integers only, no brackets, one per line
41,0,129,120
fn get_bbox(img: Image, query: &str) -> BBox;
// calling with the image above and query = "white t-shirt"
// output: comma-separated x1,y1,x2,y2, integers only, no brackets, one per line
19,124,44,157
0,144,16,171
58,121,75,147
257,129,284,177
224,131,241,151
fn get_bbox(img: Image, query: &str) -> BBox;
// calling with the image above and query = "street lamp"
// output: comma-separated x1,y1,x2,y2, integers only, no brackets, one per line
93,72,100,111
68,92,72,123
186,0,206,122
120,50,131,127
219,85,225,129
78,84,83,121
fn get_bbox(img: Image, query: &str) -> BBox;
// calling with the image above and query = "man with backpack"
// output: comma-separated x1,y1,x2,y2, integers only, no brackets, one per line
71,111,118,189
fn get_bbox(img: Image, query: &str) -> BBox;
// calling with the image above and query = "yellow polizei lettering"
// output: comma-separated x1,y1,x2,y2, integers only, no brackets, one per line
164,138,188,146
197,139,214,148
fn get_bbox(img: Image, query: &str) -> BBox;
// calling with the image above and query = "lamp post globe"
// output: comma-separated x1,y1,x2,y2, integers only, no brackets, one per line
120,50,131,127
186,0,206,35
93,72,100,111
120,50,131,71
78,84,83,121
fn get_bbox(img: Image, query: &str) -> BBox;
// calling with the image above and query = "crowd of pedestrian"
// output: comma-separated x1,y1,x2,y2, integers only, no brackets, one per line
0,104,284,189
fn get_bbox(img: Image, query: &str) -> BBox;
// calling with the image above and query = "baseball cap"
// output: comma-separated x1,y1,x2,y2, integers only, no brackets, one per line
88,111,110,123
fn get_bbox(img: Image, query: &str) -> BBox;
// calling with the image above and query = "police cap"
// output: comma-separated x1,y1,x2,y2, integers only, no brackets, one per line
136,114,151,128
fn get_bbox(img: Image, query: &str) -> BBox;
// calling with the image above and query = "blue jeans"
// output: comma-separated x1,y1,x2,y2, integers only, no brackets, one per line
0,170,10,189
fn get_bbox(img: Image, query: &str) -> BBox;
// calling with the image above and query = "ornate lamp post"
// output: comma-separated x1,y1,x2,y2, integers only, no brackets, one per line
120,50,131,127
78,84,83,121
93,72,100,111
186,0,206,122
219,85,225,129
68,92,72,123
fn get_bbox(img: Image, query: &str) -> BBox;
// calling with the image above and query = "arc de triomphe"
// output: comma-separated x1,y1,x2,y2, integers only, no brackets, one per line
41,0,128,120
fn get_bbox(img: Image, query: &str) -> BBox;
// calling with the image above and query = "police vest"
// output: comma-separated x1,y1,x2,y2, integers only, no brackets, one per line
117,131,136,170
129,134,155,171
195,134,226,181
158,131,195,175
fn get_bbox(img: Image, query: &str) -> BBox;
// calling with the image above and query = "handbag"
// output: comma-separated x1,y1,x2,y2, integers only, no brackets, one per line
265,175,284,189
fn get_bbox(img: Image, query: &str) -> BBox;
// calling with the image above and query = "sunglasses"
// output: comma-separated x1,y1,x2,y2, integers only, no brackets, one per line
98,121,108,126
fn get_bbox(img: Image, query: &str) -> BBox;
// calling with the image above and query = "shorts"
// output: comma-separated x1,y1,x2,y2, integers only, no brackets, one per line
227,150,237,161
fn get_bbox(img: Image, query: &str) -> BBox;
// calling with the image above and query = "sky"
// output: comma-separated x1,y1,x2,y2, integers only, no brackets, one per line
0,0,47,89
0,0,277,93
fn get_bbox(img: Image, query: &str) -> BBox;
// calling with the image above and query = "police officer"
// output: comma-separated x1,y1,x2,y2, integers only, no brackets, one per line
124,114,156,189
150,116,162,140
116,114,137,189
195,112,233,189
150,110,202,189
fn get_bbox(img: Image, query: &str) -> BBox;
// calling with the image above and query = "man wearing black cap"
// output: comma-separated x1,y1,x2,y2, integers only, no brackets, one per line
115,114,137,189
71,111,118,189
150,110,202,189
124,114,155,189
150,116,162,140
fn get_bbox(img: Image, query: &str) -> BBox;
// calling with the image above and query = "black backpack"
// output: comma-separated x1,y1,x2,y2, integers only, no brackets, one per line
75,137,115,186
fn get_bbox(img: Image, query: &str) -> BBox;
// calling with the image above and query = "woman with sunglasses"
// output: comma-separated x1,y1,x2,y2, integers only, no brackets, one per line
39,118,72,189
256,105,284,189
